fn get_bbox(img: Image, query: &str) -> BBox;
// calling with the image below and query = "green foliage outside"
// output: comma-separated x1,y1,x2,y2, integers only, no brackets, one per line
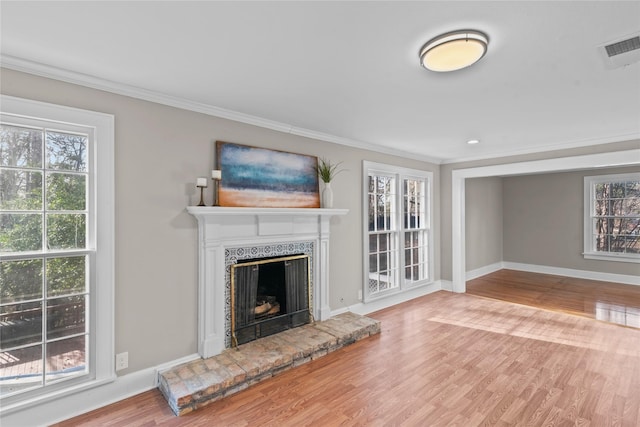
1,124,88,350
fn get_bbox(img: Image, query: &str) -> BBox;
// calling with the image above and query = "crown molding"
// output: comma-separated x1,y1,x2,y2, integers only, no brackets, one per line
441,131,640,165
4,54,633,167
1,55,443,165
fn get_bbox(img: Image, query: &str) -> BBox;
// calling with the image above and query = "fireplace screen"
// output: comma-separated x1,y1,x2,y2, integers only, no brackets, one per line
231,254,311,346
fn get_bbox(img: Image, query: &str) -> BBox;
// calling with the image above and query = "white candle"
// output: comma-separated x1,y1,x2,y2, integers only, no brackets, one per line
211,170,222,180
196,177,208,187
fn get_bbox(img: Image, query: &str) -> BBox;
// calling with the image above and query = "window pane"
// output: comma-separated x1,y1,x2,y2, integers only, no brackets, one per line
46,256,86,297
0,301,43,350
47,295,86,339
368,278,379,294
623,235,640,254
46,335,87,383
0,259,43,304
623,198,640,215
0,344,43,396
591,176,640,256
622,217,640,235
379,233,388,252
368,234,377,253
46,173,86,211
369,254,378,273
376,195,386,230
46,214,86,249
0,213,42,252
405,266,412,280
379,250,388,271
0,125,43,168
368,194,375,231
0,169,42,210
405,249,413,266
45,132,88,172
403,179,424,230
625,181,640,195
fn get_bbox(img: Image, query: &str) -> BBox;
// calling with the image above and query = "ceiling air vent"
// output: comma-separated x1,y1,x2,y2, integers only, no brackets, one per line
598,32,640,69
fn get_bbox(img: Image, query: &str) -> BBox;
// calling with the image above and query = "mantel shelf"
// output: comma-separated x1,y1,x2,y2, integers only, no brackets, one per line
186,204,348,358
187,206,349,217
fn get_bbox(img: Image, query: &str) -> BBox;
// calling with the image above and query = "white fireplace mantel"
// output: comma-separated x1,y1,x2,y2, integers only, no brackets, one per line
187,206,348,358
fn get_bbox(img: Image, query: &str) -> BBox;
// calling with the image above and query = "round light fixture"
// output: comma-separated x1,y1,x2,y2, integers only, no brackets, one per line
419,30,489,72
467,139,480,145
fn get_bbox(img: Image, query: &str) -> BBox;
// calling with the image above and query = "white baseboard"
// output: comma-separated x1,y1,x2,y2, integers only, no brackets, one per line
330,280,444,317
2,353,200,427
13,260,633,427
440,280,453,291
5,281,445,427
465,262,503,281
502,262,640,286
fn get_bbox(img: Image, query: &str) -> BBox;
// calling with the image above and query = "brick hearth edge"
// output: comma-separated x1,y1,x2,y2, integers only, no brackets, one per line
158,311,381,416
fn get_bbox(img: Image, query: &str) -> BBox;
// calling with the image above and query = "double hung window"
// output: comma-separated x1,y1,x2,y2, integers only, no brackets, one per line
363,161,432,302
584,173,640,263
0,96,114,411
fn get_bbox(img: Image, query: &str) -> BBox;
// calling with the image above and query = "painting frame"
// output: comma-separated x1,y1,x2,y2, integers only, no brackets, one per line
216,141,320,208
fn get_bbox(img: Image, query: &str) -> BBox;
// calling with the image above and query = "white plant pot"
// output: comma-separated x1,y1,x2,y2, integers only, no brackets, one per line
322,182,334,208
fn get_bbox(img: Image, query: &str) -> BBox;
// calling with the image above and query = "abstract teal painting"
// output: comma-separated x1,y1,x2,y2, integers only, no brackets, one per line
216,141,320,208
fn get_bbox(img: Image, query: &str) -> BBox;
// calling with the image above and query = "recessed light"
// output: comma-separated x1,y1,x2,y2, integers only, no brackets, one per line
467,139,480,145
419,30,489,72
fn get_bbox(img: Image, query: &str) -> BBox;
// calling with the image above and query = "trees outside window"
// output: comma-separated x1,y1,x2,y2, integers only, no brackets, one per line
1,123,89,397
363,162,432,302
0,96,114,412
584,173,640,263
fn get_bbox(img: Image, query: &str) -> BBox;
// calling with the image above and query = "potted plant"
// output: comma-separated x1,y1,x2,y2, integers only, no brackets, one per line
315,158,343,208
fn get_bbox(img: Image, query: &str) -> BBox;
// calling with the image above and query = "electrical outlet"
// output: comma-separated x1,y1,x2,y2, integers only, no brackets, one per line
115,352,128,371
358,290,363,300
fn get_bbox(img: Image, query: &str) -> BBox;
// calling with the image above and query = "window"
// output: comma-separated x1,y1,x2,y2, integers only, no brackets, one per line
0,96,114,412
363,161,432,302
584,173,640,263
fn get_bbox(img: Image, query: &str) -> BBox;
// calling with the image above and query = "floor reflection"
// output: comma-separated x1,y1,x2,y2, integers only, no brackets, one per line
595,302,640,328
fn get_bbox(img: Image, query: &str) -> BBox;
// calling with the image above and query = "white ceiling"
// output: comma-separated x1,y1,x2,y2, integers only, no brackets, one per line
1,1,639,163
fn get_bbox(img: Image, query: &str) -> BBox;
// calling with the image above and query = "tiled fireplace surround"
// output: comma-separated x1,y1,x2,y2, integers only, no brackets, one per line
157,207,381,415
186,206,349,359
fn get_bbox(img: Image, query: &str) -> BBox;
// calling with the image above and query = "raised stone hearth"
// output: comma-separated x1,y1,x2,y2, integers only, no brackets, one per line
158,312,380,416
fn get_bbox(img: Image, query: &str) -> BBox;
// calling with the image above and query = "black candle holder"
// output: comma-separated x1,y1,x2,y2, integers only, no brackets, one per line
197,185,206,206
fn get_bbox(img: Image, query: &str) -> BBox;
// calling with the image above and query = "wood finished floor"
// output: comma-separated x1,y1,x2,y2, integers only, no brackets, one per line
467,269,640,328
55,272,640,426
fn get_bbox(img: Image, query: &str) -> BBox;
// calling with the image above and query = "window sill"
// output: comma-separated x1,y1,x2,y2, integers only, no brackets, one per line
364,280,435,303
583,252,640,264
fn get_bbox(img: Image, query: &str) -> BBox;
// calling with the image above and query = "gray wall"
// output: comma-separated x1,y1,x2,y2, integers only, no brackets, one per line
441,140,640,281
503,166,640,276
0,68,440,374
2,66,638,378
465,177,503,271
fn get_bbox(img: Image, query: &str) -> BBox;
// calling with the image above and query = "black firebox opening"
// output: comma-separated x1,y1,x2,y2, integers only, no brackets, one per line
231,254,311,346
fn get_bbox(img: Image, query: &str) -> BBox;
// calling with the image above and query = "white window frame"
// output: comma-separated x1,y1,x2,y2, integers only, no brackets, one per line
0,95,115,413
583,172,640,264
362,161,433,302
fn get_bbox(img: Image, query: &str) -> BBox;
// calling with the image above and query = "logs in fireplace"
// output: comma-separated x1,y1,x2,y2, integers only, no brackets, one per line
231,254,311,346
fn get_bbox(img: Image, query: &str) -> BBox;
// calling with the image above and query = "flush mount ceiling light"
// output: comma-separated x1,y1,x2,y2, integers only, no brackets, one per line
419,30,489,72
